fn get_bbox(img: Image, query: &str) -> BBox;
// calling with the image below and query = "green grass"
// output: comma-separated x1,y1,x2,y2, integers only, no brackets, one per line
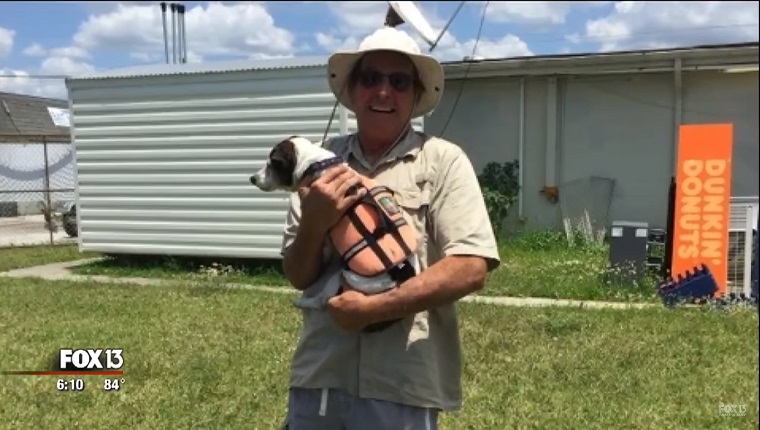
0,244,99,273
66,230,663,303
0,277,757,429
484,234,662,302
71,252,289,287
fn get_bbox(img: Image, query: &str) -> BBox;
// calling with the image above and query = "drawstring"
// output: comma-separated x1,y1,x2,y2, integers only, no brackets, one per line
319,388,328,416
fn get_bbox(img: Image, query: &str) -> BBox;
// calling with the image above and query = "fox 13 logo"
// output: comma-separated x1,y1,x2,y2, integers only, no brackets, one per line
58,349,124,372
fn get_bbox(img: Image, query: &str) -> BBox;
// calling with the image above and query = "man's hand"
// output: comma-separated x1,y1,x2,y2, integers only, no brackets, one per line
299,165,366,234
326,288,374,332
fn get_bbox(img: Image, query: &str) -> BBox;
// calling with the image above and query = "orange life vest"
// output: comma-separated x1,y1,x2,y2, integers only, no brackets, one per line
328,178,418,281
302,156,418,283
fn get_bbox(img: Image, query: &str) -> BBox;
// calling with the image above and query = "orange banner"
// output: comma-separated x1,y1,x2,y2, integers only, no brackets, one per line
671,123,733,296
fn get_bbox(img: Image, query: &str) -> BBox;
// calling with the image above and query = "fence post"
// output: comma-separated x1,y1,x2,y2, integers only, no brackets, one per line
43,136,53,246
662,176,676,279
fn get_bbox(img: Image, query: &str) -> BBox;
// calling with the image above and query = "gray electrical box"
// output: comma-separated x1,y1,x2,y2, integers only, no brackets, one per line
609,221,649,284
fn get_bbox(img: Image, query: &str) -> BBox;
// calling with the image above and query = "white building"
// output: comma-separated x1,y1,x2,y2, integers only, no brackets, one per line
431,42,758,232
64,42,758,259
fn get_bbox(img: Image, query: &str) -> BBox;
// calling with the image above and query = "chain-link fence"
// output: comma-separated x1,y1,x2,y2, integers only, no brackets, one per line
0,137,77,247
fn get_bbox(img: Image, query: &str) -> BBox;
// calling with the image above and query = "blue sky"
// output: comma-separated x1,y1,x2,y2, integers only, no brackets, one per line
0,1,758,99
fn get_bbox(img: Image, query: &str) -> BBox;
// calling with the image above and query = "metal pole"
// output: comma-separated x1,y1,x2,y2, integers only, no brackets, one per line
43,137,54,245
161,2,169,64
178,4,185,64
181,4,188,63
171,3,177,64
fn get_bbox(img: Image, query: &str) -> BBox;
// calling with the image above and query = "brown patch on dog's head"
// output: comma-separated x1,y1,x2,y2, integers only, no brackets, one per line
267,137,297,188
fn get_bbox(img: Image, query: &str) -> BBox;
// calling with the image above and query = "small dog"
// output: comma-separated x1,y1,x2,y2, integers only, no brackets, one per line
250,136,419,332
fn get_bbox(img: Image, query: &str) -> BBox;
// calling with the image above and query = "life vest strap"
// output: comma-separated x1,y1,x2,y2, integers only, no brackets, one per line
341,186,415,276
342,217,410,266
345,208,394,270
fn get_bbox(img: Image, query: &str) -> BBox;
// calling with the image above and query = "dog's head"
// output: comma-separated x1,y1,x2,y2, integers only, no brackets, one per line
250,135,328,192
249,136,298,192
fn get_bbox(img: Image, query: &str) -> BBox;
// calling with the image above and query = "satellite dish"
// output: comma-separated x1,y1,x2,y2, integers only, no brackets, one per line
385,1,466,52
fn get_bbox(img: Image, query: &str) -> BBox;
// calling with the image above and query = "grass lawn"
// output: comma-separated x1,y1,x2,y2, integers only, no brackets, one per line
0,276,757,429
64,231,663,303
0,244,99,273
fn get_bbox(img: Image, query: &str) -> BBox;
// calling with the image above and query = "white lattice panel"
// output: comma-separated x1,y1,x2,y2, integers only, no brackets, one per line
728,197,758,297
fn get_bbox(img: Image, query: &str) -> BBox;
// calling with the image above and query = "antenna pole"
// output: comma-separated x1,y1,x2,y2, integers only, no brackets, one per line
429,1,466,52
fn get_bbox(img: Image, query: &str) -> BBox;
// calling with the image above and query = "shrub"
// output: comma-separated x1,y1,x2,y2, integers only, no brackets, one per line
477,160,520,237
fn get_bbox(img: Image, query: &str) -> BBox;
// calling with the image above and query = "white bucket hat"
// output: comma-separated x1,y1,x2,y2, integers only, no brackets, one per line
327,27,445,119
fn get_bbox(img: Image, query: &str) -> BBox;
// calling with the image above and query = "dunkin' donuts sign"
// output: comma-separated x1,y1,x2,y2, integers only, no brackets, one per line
671,124,733,296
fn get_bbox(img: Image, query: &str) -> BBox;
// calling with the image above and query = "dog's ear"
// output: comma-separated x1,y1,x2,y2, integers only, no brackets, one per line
269,138,297,188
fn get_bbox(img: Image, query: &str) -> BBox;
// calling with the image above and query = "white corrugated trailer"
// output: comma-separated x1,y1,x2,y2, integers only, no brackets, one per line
65,57,423,259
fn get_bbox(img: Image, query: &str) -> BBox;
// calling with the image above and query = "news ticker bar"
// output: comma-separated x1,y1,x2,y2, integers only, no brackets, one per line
1,371,124,376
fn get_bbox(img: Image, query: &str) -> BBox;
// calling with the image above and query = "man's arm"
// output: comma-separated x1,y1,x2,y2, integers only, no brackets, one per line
354,144,500,325
363,255,487,324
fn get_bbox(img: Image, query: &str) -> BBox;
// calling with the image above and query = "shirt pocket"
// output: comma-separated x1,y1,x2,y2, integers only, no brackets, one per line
392,186,432,257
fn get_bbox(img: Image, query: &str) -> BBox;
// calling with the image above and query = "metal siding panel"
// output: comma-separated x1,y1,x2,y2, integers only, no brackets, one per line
69,67,347,259
521,78,561,229
559,73,674,229
681,71,759,198
426,78,521,173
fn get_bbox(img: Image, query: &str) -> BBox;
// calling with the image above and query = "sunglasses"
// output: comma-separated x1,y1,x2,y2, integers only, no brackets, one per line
356,70,415,92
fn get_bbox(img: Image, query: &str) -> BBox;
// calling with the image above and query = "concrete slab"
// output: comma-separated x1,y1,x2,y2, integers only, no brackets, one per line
0,214,75,247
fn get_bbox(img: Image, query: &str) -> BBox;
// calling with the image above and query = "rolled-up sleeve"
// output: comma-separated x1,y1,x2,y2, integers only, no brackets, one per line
428,146,501,271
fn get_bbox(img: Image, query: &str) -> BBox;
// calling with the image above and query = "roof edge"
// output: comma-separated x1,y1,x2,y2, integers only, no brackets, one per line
68,55,331,81
441,41,759,66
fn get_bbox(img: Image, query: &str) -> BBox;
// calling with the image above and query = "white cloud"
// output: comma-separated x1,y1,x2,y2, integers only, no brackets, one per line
324,1,389,37
23,43,47,57
428,32,533,62
315,33,362,52
486,1,574,27
3,42,94,100
581,1,759,52
40,56,96,76
22,44,91,61
483,1,610,27
6,2,297,100
49,46,91,60
72,2,295,63
0,26,14,59
317,1,533,61
0,68,67,100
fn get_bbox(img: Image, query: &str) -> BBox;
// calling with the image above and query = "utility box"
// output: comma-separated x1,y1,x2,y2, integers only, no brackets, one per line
609,221,649,284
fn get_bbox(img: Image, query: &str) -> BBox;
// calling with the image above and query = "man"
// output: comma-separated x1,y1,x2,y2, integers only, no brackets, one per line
280,26,500,430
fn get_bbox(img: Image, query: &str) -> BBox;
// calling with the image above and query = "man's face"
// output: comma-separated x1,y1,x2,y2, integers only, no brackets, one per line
350,51,418,144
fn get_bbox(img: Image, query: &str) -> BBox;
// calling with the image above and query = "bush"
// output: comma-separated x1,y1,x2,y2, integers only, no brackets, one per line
477,160,520,237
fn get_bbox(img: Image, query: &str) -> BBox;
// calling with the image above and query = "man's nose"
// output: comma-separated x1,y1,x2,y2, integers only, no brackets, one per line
376,81,391,97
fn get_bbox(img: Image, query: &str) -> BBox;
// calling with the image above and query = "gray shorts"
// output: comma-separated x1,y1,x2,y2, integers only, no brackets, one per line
281,387,439,430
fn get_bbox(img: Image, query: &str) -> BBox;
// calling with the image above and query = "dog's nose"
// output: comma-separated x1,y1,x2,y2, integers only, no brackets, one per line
249,175,257,185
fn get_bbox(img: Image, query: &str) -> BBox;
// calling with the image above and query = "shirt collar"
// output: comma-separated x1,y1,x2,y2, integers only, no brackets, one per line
344,126,424,172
